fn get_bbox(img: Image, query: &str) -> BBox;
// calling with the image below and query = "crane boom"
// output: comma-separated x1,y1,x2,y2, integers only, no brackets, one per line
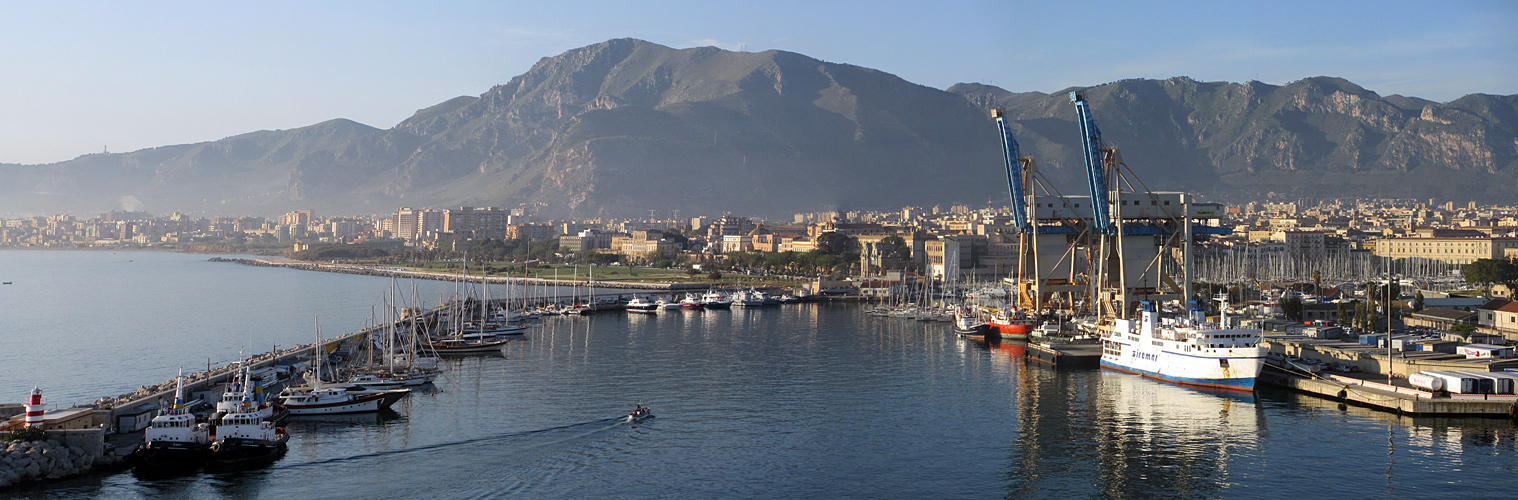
1070,92,1114,235
992,108,1031,234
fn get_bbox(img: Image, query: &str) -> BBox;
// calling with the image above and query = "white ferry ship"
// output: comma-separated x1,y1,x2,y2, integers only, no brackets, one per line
1099,297,1265,391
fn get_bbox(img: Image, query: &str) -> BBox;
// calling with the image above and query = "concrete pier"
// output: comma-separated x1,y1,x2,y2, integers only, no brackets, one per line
1260,365,1518,418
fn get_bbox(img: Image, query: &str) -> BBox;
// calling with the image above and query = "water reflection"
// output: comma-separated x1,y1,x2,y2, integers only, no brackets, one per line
999,338,1265,498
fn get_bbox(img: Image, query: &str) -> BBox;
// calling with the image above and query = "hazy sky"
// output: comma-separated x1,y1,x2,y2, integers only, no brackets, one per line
2,0,1513,165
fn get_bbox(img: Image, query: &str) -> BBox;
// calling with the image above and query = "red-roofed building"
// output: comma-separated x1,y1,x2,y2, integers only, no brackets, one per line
1478,298,1518,340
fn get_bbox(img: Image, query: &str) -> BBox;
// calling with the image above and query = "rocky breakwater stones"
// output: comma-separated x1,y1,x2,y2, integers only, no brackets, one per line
0,438,100,489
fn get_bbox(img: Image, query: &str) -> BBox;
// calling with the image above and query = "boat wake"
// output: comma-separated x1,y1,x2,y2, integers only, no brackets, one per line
243,417,651,498
278,417,629,469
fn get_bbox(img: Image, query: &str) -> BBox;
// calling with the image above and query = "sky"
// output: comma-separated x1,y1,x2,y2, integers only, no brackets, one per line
1,0,1513,165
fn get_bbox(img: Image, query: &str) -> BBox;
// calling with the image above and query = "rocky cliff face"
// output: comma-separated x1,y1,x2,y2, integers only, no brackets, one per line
1,41,1513,218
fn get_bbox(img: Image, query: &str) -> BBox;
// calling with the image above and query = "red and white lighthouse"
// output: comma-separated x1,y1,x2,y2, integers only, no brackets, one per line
23,386,45,428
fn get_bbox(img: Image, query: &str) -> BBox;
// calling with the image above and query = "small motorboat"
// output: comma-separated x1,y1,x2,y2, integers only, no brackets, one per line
624,404,653,423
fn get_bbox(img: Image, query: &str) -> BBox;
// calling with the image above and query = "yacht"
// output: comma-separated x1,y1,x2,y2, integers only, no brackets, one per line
347,374,405,390
731,289,764,307
702,290,732,309
281,372,409,414
626,296,658,313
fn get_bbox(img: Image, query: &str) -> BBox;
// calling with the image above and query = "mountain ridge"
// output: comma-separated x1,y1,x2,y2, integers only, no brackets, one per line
1,39,1513,218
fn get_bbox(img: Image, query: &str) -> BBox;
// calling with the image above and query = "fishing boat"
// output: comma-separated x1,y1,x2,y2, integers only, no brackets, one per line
987,309,1036,340
678,293,705,310
207,397,288,471
1098,296,1265,392
656,298,681,310
133,371,211,475
953,308,989,335
626,296,658,313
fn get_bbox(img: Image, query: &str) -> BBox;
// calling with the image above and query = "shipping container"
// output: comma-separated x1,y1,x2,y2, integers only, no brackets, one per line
1422,371,1480,394
1456,371,1515,395
1412,340,1458,354
1489,373,1518,393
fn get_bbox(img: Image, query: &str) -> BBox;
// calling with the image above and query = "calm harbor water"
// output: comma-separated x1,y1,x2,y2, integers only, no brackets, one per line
2,250,1516,499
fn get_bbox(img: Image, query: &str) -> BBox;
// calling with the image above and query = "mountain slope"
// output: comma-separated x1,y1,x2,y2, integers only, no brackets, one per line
952,77,1518,202
1,41,1514,219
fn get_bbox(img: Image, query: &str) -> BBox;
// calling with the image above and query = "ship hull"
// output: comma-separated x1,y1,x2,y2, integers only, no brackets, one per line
207,435,288,471
1100,339,1264,392
1100,360,1257,392
989,322,1031,340
131,441,210,476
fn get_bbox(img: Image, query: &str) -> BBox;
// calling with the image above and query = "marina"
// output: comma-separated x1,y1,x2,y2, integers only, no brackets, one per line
1,251,1517,498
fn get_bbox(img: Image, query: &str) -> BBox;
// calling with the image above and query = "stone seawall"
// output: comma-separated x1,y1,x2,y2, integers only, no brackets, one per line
0,429,110,489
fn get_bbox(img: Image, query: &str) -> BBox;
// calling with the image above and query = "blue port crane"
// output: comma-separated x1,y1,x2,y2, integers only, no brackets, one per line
1070,92,1115,235
992,108,1032,234
993,109,1073,236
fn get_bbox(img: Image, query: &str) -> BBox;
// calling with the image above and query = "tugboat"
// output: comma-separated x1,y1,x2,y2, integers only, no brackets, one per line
211,364,287,425
133,371,211,476
624,404,653,423
953,308,990,337
207,395,289,471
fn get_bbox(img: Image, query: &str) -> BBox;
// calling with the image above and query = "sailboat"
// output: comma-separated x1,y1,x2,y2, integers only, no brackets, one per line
426,256,516,353
351,284,441,389
282,318,409,414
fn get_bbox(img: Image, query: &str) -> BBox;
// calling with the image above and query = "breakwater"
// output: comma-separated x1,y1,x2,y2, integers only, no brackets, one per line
0,307,422,490
209,257,709,291
0,430,108,488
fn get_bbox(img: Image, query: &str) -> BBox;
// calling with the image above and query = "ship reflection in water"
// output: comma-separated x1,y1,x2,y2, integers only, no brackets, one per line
960,335,1261,498
963,332,1518,499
